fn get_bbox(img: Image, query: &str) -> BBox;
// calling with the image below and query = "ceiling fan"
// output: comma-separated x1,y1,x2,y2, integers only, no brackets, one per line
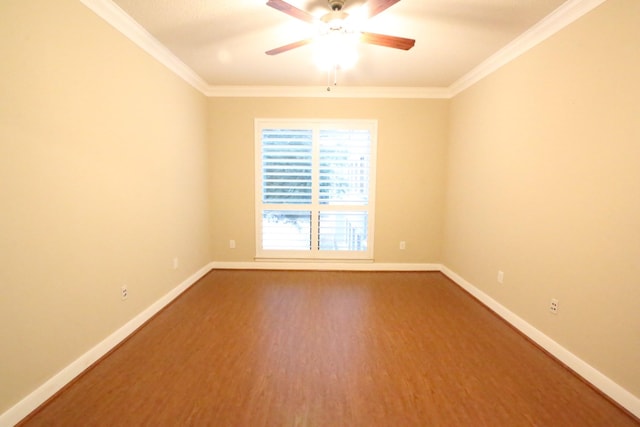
265,0,415,56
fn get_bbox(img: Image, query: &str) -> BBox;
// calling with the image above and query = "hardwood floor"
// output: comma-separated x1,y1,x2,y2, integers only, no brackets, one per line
20,270,639,426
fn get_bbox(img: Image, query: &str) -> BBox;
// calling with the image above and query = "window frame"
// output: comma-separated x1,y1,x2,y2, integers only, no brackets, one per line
254,118,377,261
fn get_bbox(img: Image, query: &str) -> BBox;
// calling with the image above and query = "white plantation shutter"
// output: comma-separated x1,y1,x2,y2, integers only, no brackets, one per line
256,119,376,260
261,129,312,205
317,129,370,252
318,211,367,251
319,129,370,206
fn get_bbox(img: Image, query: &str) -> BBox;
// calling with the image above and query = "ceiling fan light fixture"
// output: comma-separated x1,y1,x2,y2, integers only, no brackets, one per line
313,30,359,71
265,0,415,76
328,0,345,11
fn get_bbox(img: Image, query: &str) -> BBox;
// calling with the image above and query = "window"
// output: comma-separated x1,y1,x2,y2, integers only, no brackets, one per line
255,119,377,260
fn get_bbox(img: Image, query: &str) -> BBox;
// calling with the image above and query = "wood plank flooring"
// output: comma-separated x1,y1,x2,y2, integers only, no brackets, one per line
20,270,639,426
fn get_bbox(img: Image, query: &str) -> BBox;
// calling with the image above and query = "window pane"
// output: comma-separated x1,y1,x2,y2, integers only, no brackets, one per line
262,129,313,204
262,210,311,250
318,211,367,251
256,120,376,260
319,129,370,206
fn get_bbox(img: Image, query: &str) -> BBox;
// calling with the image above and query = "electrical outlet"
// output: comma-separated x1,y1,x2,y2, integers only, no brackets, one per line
121,285,128,301
229,239,236,249
399,241,406,250
173,257,179,269
497,270,504,284
549,298,559,314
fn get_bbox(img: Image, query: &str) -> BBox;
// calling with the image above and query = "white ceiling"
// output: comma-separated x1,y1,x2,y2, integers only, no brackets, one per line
88,0,600,95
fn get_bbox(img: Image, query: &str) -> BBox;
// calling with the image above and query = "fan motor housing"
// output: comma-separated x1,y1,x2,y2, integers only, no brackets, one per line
328,0,345,11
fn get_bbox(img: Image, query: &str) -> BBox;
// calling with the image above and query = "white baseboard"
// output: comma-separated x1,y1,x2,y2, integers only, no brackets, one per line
211,261,441,271
0,262,214,427
4,262,637,425
440,265,640,419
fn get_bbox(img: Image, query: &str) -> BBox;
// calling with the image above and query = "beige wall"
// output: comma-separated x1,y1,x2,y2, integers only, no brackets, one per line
3,0,639,419
443,0,640,397
0,0,211,413
208,97,448,264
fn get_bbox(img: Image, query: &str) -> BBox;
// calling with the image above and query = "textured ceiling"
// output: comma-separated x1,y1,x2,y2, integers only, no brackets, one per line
111,0,569,88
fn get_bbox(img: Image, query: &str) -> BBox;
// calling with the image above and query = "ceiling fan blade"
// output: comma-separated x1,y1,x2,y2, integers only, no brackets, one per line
266,38,313,55
266,0,316,24
364,0,401,18
361,32,415,50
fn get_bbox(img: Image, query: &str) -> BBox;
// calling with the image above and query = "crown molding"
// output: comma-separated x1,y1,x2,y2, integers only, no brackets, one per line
80,0,210,94
204,85,453,99
80,0,606,100
449,0,607,96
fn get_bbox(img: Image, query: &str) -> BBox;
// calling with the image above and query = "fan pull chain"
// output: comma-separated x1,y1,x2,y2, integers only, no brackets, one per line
326,64,338,92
